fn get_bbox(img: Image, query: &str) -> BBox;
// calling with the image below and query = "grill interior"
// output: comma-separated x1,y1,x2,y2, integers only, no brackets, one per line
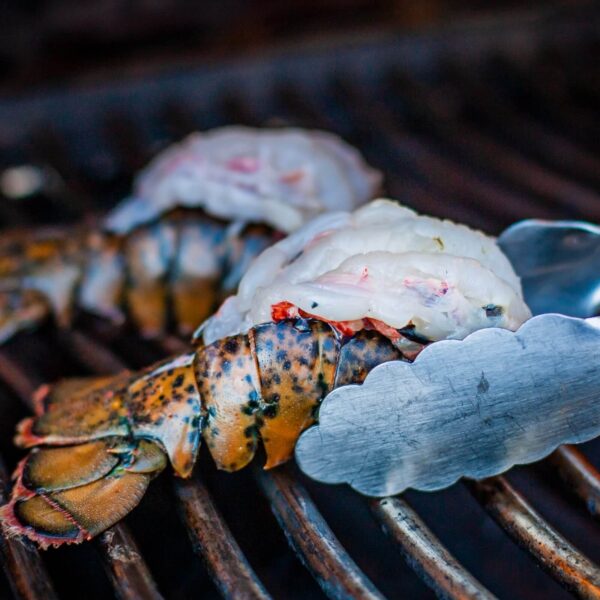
1,5,600,599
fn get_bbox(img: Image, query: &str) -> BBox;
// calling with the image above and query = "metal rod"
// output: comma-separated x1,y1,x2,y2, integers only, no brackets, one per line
26,126,98,215
489,57,600,153
157,335,189,356
97,524,164,600
547,446,600,519
371,496,496,600
174,474,271,600
0,454,58,600
256,465,384,600
159,101,198,139
467,476,600,599
102,113,150,173
155,336,275,599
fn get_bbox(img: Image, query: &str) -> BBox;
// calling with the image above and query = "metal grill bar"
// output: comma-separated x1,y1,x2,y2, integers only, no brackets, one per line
154,337,275,599
547,446,600,520
0,351,38,411
467,477,600,599
174,475,271,600
487,57,600,152
97,525,164,600
371,496,496,600
256,465,384,600
334,80,565,226
26,127,98,216
58,330,130,376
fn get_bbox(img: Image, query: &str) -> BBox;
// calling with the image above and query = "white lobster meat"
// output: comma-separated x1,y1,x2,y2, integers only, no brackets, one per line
200,199,532,345
105,127,382,234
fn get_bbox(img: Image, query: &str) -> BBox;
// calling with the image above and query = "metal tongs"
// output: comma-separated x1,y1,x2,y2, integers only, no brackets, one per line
296,219,600,496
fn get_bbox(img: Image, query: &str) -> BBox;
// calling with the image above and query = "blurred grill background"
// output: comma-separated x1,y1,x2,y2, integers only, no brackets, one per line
0,0,571,91
0,1,599,599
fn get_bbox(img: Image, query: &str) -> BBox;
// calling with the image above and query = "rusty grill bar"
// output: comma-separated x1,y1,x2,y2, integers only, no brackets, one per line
0,7,600,599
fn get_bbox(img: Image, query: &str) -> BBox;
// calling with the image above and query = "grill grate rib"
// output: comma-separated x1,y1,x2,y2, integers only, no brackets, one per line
548,447,600,521
384,71,600,220
467,477,600,599
439,62,600,191
257,465,384,600
174,476,271,600
371,496,496,600
97,524,164,600
0,8,600,598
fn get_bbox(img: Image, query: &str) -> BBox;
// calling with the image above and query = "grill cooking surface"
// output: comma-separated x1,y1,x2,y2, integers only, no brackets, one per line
1,6,600,599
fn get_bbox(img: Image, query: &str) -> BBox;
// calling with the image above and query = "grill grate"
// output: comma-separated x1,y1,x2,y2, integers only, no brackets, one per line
1,6,600,599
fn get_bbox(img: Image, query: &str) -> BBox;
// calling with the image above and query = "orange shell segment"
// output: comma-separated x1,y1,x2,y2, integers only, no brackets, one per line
252,320,339,469
128,353,203,478
18,374,132,447
22,440,120,493
195,335,261,472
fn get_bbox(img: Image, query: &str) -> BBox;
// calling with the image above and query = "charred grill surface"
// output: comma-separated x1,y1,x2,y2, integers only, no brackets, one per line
1,6,600,599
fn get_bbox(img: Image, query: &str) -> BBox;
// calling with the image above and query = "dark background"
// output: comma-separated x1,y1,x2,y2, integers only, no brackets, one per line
0,0,581,92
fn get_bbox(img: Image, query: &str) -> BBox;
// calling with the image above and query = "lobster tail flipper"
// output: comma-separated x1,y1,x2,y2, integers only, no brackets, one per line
2,352,203,548
1,438,166,548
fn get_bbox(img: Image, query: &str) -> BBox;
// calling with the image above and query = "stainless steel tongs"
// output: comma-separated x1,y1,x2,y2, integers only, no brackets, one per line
295,219,600,496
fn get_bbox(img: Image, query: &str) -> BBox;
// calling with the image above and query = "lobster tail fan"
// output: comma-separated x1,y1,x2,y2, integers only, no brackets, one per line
3,352,203,548
1,438,166,548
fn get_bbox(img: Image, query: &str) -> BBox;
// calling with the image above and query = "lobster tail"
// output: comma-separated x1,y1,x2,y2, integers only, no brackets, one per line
2,318,405,548
1,438,166,548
